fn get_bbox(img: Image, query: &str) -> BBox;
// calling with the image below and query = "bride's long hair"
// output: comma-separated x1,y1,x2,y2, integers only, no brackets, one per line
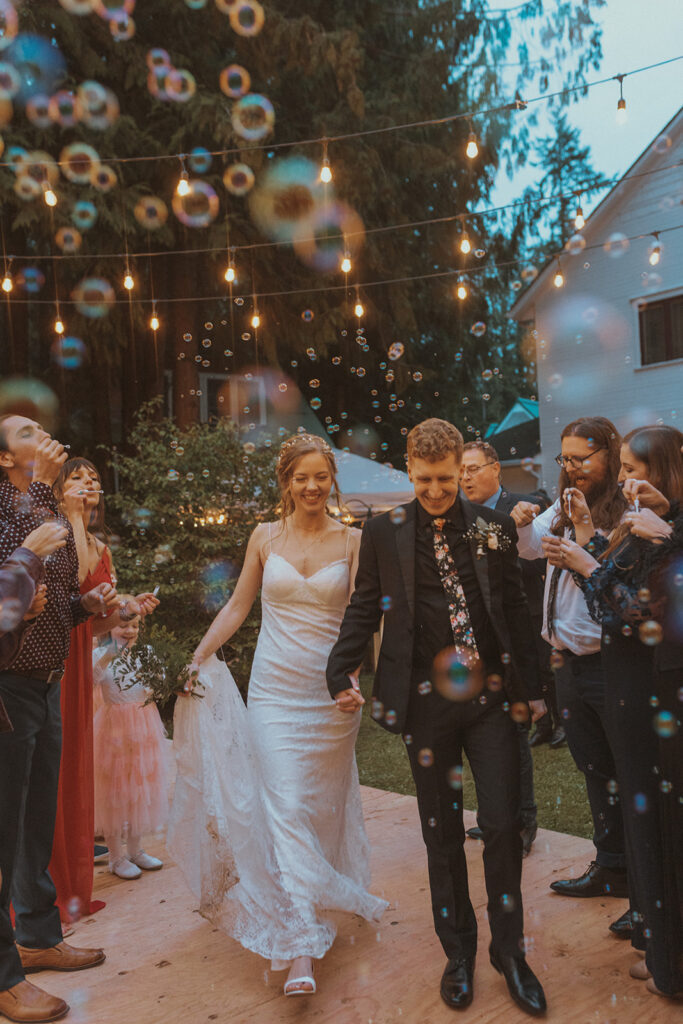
275,434,342,518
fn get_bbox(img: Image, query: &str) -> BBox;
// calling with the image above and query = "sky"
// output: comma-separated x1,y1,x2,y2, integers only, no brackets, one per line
492,0,683,208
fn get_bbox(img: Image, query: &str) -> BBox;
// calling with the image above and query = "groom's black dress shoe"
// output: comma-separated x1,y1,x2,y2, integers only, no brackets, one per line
466,826,484,842
609,908,635,938
550,861,628,898
440,957,475,1010
489,948,546,1016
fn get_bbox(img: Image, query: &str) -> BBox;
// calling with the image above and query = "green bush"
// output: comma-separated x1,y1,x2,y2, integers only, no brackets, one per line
102,402,281,693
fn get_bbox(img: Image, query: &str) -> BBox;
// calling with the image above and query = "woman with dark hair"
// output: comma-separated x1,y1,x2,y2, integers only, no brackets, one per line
560,425,683,1000
169,434,386,999
49,459,158,921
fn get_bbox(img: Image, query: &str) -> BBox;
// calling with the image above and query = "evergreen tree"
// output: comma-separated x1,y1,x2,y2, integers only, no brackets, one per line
0,0,606,466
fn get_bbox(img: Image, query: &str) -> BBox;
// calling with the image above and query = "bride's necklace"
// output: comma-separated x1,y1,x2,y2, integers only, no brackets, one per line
289,521,330,557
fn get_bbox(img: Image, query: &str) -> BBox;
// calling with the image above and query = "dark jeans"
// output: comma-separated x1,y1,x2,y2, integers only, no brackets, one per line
554,651,626,870
404,683,524,960
0,674,64,991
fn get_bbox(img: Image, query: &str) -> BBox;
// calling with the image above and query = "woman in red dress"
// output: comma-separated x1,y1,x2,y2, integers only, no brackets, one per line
48,459,158,922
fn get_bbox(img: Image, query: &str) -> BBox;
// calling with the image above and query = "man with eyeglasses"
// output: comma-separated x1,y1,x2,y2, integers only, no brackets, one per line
459,441,559,858
510,417,631,934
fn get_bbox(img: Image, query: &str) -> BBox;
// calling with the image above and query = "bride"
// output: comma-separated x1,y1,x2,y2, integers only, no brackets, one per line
169,433,387,998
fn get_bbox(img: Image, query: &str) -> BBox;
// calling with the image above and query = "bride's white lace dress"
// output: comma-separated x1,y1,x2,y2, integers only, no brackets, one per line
168,530,387,968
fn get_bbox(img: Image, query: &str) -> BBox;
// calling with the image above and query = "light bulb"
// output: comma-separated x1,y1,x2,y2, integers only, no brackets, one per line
574,205,585,230
176,171,190,196
150,314,160,330
44,187,57,207
354,301,364,318
341,255,352,274
616,97,627,125
456,280,468,301
460,233,471,255
1,275,12,293
251,313,260,329
553,270,565,289
465,132,479,159
224,265,236,283
123,272,134,290
319,157,332,184
54,318,65,334
648,245,661,267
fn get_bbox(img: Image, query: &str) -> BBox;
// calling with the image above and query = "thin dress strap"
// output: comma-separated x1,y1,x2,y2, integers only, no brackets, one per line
267,521,274,554
345,526,351,558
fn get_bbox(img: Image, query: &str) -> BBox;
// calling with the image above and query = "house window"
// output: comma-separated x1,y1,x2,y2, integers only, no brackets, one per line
163,371,267,424
638,294,683,366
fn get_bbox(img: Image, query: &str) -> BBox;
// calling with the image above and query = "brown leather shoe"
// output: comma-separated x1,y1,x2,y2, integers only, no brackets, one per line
16,941,105,974
0,979,69,1022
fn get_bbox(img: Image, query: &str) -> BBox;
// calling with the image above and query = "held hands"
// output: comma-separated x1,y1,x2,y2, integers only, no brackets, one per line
24,583,47,620
623,508,673,542
510,501,540,528
558,537,599,576
528,699,547,723
31,438,67,487
622,478,670,516
180,653,204,696
335,673,365,714
22,521,68,559
82,581,118,615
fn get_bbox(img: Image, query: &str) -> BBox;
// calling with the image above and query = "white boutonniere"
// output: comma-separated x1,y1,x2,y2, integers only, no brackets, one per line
466,516,511,559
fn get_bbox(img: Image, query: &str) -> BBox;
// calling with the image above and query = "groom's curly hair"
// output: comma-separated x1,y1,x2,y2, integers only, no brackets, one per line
407,419,464,463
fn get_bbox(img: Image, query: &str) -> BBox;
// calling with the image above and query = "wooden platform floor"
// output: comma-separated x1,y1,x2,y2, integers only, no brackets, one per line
46,787,664,1024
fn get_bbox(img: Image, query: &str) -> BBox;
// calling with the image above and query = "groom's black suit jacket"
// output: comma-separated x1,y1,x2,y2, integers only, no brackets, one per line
326,493,541,735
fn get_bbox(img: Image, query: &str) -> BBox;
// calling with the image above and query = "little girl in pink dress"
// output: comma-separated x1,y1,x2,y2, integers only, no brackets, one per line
92,608,169,880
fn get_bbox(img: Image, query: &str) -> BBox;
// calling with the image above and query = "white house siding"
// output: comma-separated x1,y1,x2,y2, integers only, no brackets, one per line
511,114,683,496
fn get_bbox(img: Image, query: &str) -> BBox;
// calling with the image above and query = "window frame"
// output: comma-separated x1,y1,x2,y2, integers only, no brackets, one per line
635,289,683,369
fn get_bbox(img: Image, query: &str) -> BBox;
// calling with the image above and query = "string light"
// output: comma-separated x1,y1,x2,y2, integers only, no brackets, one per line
648,232,661,266
150,304,160,330
224,262,236,283
459,229,471,255
1,273,12,293
574,195,585,230
251,310,261,329
354,286,364,318
553,261,565,289
341,253,352,274
456,277,469,301
615,74,627,124
319,140,332,184
176,156,190,196
123,270,134,290
465,130,479,159
43,185,58,207
54,317,65,334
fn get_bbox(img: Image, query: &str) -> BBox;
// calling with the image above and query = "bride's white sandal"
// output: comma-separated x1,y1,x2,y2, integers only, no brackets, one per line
284,960,316,997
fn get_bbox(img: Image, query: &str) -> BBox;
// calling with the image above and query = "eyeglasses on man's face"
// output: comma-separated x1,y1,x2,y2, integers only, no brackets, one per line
461,461,496,478
554,448,606,469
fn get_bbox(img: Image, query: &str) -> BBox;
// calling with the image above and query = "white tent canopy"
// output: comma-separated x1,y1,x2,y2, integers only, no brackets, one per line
332,449,413,515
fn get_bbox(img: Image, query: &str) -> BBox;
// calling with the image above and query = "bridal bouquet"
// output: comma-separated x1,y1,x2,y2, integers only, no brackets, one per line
113,624,205,707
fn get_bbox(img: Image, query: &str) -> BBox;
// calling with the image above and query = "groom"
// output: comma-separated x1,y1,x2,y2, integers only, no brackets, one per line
327,419,547,1015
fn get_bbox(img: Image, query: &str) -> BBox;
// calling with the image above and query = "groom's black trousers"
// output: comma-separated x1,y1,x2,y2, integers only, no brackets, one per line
404,676,524,961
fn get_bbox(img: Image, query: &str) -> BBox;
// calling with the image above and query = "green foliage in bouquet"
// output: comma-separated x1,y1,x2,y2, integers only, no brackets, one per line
112,624,203,710
102,401,281,692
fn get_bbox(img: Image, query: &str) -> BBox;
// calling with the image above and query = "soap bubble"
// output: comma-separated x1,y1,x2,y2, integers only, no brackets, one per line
188,147,212,174
200,560,238,613
653,711,677,738
60,143,101,183
509,702,530,723
417,680,432,696
59,0,95,12
92,0,135,19
293,201,364,274
76,80,119,129
21,151,59,188
223,162,255,196
4,32,66,101
481,369,493,381
388,342,404,361
15,267,45,293
90,164,117,192
72,200,98,230
0,61,20,99
566,233,586,256
55,227,82,253
172,180,219,228
310,397,322,410
249,156,324,242
134,195,168,230
417,748,434,767
448,765,463,789
25,94,51,128
308,379,320,389
470,322,486,337
219,63,251,98
229,0,265,36
0,377,59,432
412,371,422,382
389,506,407,526
51,336,85,369
72,277,115,318
638,620,663,646
49,89,78,127
652,133,672,154
433,648,484,702
0,1,19,50
232,93,274,141
603,232,629,259
166,68,197,103
110,15,135,41
146,48,170,70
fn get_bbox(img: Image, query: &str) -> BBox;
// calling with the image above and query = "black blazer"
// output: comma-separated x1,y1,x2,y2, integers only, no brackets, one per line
326,494,541,735
496,488,551,618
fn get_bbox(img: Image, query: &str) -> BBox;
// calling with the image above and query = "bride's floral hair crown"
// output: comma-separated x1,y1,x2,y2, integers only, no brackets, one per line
275,433,340,518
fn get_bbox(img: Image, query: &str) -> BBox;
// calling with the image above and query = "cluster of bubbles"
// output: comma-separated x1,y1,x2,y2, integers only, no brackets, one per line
146,47,197,103
58,1,138,41
249,155,365,273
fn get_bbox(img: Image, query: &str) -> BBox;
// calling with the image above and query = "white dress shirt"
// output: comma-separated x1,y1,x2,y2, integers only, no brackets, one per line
516,498,603,656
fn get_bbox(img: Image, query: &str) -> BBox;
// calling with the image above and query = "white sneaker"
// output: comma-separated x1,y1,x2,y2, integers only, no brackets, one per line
109,856,142,879
129,850,163,871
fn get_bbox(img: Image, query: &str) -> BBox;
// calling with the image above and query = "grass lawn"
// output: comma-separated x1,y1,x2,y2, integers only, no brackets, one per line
355,675,594,841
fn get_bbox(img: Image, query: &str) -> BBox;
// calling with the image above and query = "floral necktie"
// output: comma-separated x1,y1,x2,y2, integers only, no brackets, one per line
431,518,479,666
